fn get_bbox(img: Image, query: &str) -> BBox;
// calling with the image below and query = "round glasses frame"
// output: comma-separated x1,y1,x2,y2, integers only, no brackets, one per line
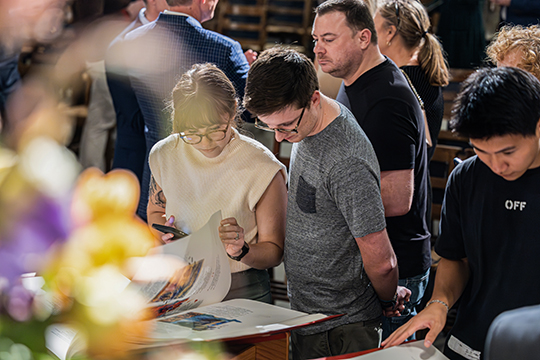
179,122,230,145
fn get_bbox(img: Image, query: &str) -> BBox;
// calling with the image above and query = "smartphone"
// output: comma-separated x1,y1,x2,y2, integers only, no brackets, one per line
152,224,189,240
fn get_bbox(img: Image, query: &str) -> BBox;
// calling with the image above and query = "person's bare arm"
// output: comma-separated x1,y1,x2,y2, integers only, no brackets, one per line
220,172,287,269
383,257,470,348
380,169,414,217
355,228,398,301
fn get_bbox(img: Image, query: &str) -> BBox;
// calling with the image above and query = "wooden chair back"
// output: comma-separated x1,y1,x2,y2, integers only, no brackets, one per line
216,0,268,51
430,144,463,222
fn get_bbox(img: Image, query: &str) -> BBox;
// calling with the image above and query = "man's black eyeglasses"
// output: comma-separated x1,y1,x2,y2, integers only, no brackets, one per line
254,106,306,134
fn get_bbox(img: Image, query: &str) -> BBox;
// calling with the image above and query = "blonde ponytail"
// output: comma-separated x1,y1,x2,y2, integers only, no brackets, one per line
378,0,449,86
419,32,449,87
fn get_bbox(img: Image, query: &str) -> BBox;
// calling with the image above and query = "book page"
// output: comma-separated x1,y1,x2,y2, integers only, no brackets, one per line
130,211,231,317
343,341,449,360
45,324,84,360
147,298,329,343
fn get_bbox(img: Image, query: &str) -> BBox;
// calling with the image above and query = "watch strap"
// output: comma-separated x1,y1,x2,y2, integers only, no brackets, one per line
380,291,398,309
228,241,250,261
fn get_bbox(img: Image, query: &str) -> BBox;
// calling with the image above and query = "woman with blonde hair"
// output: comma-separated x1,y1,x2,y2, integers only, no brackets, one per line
486,24,540,81
147,63,287,303
374,0,449,160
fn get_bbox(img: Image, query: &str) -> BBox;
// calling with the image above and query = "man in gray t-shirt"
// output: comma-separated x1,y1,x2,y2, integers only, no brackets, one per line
244,47,410,360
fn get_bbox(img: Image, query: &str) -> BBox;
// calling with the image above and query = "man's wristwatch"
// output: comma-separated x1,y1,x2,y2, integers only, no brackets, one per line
380,292,398,309
228,241,250,261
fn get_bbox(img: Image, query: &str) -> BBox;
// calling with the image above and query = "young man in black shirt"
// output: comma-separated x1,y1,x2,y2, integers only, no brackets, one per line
383,67,540,360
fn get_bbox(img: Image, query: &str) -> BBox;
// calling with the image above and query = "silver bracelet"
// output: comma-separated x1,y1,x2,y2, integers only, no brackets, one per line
427,299,449,312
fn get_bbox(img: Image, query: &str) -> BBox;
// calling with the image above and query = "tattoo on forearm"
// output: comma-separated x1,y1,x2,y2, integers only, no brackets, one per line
150,175,166,208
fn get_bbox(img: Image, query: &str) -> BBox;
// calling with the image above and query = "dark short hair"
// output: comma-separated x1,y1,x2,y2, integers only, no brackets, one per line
451,67,540,139
315,0,378,44
243,47,319,116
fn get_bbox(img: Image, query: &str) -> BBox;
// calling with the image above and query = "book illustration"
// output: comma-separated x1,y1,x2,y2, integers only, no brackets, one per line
156,211,230,310
151,298,191,319
160,311,241,331
127,211,231,316
149,298,335,343
149,260,204,304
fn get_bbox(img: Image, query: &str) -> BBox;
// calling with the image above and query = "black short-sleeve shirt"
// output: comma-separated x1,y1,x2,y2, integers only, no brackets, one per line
336,58,430,278
436,156,540,359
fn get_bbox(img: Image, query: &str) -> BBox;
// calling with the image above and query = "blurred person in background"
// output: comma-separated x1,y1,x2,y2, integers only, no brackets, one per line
0,0,66,140
0,46,21,132
147,63,287,303
106,0,170,185
489,0,540,26
374,0,449,161
486,24,540,81
55,0,143,172
435,0,485,68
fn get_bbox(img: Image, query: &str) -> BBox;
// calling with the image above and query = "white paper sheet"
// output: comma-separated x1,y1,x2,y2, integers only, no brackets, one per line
345,341,449,360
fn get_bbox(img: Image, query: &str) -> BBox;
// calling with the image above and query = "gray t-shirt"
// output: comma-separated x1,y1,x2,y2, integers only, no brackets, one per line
284,103,386,335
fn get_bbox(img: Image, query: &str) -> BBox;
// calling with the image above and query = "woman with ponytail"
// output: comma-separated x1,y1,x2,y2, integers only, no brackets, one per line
374,0,449,160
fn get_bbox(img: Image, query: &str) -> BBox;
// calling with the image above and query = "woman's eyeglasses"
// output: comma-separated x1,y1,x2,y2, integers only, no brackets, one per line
179,122,230,145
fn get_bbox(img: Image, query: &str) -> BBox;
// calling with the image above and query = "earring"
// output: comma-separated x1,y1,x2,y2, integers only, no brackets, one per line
386,41,392,46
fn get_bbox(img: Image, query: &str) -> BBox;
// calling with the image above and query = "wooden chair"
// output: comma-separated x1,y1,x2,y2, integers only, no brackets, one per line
215,0,314,53
216,0,268,51
268,267,289,304
265,0,313,52
442,68,475,120
430,144,463,225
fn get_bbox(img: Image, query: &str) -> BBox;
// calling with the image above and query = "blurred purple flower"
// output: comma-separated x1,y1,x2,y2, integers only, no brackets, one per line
0,194,71,286
6,285,34,322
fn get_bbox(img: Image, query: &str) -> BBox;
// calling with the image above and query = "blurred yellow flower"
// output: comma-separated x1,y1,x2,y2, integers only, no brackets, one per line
39,167,156,358
71,168,142,225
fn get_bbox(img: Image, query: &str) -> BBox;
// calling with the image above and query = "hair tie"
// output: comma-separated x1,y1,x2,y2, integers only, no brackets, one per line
422,30,428,38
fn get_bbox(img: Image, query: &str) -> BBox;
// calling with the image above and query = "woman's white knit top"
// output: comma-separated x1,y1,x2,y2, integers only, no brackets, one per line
149,128,286,273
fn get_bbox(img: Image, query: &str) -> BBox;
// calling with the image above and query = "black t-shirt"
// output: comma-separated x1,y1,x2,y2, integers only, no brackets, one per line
436,156,540,359
401,65,444,161
336,58,430,279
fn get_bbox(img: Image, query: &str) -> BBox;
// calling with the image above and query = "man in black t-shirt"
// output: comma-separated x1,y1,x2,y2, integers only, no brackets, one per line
384,67,540,360
313,0,430,339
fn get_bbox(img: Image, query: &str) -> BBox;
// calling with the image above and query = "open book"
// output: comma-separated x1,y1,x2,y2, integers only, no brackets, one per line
46,211,335,359
320,341,450,360
139,298,335,345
